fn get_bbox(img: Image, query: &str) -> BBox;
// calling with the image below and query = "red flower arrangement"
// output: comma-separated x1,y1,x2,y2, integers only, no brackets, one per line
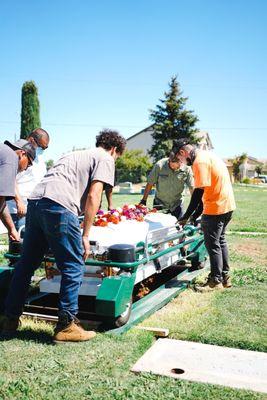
93,204,157,226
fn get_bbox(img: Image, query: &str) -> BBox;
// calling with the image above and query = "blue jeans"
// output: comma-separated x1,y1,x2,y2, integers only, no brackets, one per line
5,198,84,320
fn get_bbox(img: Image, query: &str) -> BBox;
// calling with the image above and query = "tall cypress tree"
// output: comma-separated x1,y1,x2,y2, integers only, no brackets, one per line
20,81,41,139
149,76,199,162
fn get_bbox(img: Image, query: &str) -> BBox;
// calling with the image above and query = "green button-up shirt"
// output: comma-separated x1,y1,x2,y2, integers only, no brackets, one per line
148,158,194,212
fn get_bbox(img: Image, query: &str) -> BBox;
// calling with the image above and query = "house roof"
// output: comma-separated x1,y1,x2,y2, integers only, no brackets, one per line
194,131,214,149
127,124,154,141
127,124,213,148
223,159,233,167
225,156,264,167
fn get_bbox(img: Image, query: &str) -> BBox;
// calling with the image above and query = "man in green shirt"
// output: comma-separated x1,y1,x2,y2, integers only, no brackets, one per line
140,152,194,219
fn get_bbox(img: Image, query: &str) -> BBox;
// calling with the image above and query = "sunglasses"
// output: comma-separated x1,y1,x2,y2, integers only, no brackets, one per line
33,137,48,150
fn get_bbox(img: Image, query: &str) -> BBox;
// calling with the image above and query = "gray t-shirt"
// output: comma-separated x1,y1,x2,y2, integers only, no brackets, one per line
0,143,18,198
30,147,115,215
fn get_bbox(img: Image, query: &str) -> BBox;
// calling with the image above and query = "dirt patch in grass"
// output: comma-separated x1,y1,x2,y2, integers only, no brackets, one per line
234,240,267,260
228,235,267,267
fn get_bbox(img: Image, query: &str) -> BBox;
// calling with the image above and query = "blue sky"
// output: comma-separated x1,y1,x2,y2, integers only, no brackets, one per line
0,0,266,163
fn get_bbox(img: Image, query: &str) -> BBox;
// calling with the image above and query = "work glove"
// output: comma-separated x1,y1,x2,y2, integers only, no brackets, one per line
189,215,201,226
177,215,188,227
139,198,147,206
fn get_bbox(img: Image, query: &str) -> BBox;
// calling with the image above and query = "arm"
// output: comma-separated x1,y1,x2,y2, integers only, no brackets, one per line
179,159,210,224
140,164,158,205
140,183,154,205
105,184,114,210
82,181,104,260
186,167,194,196
178,188,204,224
0,201,20,241
14,182,26,218
191,200,203,223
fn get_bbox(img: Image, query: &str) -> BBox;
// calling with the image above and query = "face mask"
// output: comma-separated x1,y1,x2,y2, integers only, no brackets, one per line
186,149,196,166
36,147,44,157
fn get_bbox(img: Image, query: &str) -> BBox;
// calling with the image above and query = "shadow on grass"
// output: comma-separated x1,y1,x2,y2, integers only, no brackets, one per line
0,328,54,345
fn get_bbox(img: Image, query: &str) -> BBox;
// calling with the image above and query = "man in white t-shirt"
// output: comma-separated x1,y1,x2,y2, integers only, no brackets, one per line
7,128,50,232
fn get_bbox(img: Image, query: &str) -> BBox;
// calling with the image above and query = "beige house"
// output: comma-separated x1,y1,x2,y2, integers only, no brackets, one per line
239,156,264,180
223,159,235,183
224,156,266,182
126,125,213,157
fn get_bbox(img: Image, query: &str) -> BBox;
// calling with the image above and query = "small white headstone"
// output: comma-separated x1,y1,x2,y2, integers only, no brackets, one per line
131,339,267,393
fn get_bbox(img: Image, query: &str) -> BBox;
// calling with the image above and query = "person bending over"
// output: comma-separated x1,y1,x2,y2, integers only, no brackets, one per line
173,138,236,291
140,151,194,219
2,129,126,343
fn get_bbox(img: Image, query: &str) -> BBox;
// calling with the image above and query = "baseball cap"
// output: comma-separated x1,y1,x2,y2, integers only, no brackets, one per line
4,139,36,162
171,137,191,154
169,151,180,162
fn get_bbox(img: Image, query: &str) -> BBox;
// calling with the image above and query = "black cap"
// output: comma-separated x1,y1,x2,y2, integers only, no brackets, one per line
171,137,191,154
4,139,36,162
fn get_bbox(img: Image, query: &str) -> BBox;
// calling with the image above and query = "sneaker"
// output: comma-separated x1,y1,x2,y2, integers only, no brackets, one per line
222,275,232,288
1,316,21,336
53,317,96,343
195,278,224,293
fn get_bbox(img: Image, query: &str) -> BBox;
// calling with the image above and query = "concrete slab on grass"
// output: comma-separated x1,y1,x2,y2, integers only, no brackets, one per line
131,338,267,393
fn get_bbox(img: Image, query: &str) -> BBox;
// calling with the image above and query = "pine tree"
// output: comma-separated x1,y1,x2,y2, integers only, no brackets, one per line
20,81,41,139
149,76,199,161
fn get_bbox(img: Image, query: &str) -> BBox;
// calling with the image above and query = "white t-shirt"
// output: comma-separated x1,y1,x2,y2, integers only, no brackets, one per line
7,153,47,214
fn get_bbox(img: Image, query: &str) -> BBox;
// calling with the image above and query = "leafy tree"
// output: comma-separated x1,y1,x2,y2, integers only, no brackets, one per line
149,76,199,161
232,153,247,181
116,150,152,184
20,81,41,139
255,165,263,177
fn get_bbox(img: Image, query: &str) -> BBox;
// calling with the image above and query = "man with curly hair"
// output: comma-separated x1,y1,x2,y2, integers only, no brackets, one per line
2,129,126,343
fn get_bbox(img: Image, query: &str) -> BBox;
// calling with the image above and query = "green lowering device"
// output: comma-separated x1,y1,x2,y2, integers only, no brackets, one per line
1,213,207,331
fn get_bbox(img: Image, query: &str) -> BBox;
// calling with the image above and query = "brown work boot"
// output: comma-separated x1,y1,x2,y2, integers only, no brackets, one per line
222,275,232,288
1,316,21,336
194,277,224,293
53,316,96,343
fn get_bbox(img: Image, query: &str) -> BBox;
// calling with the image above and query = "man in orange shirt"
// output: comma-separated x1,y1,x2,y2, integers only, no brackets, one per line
172,138,236,291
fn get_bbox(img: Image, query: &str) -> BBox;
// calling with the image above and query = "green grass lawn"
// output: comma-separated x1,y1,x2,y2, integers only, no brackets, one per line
230,186,267,232
0,186,266,399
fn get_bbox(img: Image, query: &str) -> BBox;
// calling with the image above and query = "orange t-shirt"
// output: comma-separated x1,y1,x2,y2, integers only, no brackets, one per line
192,150,236,215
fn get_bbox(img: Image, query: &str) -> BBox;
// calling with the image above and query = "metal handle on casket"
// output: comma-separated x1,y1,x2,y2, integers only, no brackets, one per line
144,224,200,261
